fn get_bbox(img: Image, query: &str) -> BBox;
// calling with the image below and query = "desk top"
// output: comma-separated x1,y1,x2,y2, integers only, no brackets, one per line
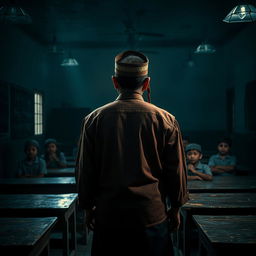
183,193,256,210
0,177,76,185
188,176,256,192
0,193,78,210
46,168,75,177
66,161,76,167
193,215,256,244
0,217,57,246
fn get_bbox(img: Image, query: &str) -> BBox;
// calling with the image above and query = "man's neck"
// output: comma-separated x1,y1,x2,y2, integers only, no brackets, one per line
118,88,143,95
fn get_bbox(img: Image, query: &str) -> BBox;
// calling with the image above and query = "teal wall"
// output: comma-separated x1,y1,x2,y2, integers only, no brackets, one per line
0,23,255,177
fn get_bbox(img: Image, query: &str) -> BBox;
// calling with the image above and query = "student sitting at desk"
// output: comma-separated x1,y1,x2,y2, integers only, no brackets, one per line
186,143,213,181
208,137,236,176
18,139,47,178
43,138,67,169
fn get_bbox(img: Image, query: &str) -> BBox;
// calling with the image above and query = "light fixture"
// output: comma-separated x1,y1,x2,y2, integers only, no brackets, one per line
223,4,256,23
61,51,79,67
0,6,32,24
194,43,216,54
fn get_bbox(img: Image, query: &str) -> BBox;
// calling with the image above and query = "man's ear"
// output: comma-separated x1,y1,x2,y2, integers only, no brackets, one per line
142,77,150,91
199,154,203,160
112,76,119,89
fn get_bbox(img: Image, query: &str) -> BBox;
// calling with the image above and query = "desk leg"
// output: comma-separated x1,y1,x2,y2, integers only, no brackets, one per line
63,219,70,256
41,243,50,256
183,211,192,256
70,208,77,255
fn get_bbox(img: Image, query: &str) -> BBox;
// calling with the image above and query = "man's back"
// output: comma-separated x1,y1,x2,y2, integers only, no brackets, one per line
77,91,186,227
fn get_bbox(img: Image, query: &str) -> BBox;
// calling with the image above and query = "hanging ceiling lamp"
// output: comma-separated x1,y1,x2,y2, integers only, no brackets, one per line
0,5,32,24
194,43,216,54
223,4,256,23
61,51,79,67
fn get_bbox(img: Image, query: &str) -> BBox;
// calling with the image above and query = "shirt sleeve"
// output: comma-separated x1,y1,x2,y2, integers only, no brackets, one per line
59,152,67,165
208,155,216,167
162,119,189,208
229,156,237,166
76,115,97,210
202,164,212,175
39,159,47,174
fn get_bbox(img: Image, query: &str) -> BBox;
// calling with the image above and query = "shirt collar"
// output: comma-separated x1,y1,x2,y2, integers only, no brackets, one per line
116,91,144,101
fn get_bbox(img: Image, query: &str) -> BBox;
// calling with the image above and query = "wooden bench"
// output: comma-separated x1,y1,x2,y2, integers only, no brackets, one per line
0,193,78,256
0,177,76,194
193,215,256,255
0,217,57,256
188,176,256,193
179,193,256,256
46,168,75,177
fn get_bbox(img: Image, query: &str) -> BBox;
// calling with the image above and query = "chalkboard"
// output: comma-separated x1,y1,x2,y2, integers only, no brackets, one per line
11,86,34,139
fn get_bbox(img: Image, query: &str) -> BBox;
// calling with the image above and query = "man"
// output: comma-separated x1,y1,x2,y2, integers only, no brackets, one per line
76,50,188,256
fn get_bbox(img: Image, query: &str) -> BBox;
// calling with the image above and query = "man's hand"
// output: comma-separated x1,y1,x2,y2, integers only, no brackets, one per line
85,208,96,231
167,207,180,232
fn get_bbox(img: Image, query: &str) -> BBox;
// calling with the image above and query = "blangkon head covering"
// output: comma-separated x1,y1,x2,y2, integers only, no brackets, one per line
115,50,149,77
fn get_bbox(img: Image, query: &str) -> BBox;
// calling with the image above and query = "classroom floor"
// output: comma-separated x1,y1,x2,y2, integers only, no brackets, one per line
49,231,199,256
50,231,93,256
49,209,198,256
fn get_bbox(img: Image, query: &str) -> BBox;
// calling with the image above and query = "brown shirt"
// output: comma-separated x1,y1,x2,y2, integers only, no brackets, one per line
76,91,188,227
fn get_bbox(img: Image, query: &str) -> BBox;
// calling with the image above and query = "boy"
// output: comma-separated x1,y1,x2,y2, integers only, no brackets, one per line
208,138,236,176
186,143,213,181
18,139,47,178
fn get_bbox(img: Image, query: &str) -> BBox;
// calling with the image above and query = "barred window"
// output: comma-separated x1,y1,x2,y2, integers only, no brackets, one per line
34,92,43,135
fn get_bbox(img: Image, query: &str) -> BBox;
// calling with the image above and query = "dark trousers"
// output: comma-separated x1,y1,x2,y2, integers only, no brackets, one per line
91,219,174,256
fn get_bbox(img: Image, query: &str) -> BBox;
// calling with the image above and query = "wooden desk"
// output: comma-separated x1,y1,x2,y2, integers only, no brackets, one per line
0,193,78,256
188,176,256,193
0,177,76,194
0,217,57,256
180,193,256,256
66,161,76,168
193,215,256,256
46,168,75,177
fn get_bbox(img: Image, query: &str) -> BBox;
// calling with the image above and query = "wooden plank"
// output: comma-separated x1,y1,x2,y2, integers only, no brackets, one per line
188,176,256,193
0,177,76,194
184,193,256,212
0,217,57,256
66,161,76,168
46,168,75,177
193,215,256,255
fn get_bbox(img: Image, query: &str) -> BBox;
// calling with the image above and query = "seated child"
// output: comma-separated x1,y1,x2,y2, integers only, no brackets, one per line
186,143,213,181
208,138,236,176
18,139,47,178
43,138,67,169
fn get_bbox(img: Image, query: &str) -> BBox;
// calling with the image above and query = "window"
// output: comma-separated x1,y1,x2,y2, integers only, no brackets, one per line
34,92,43,135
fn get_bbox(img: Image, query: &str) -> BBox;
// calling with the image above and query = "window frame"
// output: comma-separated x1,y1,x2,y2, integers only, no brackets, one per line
34,91,43,135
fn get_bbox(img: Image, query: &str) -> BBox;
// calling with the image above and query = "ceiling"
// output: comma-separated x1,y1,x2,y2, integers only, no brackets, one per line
1,0,252,50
